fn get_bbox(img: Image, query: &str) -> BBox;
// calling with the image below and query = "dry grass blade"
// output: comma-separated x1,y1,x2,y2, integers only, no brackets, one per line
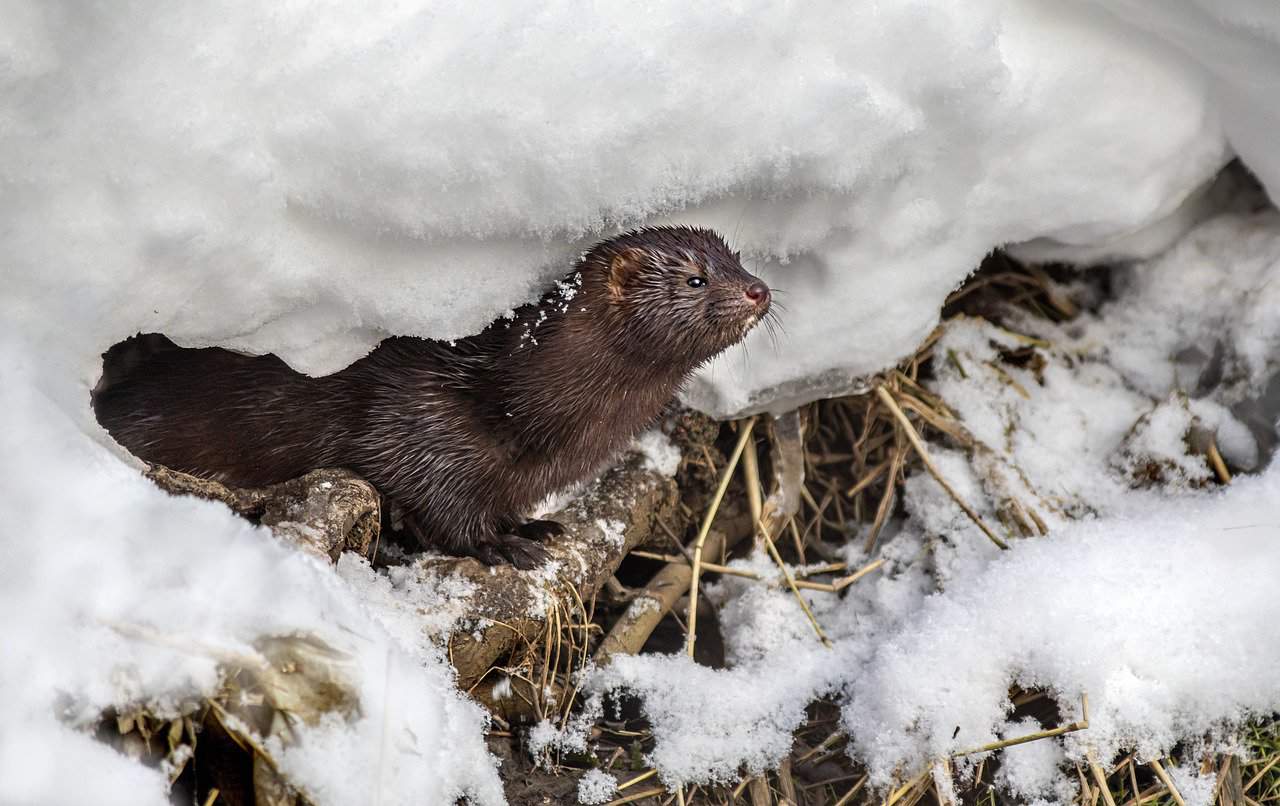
1220,755,1245,806
892,391,972,447
983,360,1031,399
778,757,799,804
1150,760,1188,806
748,775,773,805
874,385,1010,550
597,534,726,663
953,693,1089,757
950,718,1088,756
832,558,886,592
798,730,845,763
630,551,845,593
617,768,658,791
1246,756,1280,791
884,768,930,806
758,519,833,646
797,562,847,577
604,786,666,805
1088,749,1118,806
742,422,765,529
206,700,283,776
1208,440,1232,484
1126,759,1143,806
833,774,869,806
864,428,906,553
846,460,889,498
687,417,757,657
739,421,831,645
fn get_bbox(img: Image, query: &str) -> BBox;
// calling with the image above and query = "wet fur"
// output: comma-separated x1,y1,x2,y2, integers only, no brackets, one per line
95,227,770,567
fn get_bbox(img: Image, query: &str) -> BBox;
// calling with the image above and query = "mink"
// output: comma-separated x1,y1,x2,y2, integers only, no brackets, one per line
94,227,773,568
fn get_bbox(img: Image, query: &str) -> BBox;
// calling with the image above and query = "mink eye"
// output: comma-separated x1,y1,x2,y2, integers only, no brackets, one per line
686,276,707,288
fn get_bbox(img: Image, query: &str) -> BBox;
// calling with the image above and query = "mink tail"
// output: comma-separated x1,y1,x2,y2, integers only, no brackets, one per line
94,336,334,488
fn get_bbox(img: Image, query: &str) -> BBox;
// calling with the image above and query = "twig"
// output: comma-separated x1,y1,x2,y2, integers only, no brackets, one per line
874,386,1009,550
687,417,757,657
202,789,221,806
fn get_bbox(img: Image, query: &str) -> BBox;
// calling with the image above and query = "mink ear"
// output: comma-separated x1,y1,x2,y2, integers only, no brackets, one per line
607,247,650,299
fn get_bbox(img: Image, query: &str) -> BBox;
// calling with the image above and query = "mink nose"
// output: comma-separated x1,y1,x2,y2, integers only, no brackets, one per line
745,282,771,307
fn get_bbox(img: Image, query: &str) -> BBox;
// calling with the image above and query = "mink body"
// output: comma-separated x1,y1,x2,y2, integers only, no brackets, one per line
95,227,772,567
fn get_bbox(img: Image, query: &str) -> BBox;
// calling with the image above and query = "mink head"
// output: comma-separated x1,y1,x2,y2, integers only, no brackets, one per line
588,226,772,364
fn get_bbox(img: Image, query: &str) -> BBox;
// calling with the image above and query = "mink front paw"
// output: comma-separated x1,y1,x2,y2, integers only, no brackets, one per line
514,519,565,541
470,533,551,570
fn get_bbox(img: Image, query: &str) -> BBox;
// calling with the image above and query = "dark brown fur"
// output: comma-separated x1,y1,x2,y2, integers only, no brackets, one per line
94,227,771,567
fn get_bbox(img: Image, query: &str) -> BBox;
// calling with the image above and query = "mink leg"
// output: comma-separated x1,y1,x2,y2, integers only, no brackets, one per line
401,510,550,569
514,519,566,541
468,533,550,570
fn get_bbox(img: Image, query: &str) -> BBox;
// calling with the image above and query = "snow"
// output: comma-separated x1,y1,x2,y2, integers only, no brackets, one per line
578,769,619,805
994,718,1070,801
0,367,505,805
583,203,1280,792
590,459,1280,791
4,0,1267,419
595,518,627,548
845,473,1280,781
3,1,1280,802
632,429,683,477
1169,762,1221,806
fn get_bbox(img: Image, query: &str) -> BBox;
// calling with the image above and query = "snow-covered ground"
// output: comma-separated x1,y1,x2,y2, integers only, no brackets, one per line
589,201,1280,796
2,0,1280,803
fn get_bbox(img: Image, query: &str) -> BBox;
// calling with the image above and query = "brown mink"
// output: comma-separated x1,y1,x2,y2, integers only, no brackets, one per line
94,227,772,568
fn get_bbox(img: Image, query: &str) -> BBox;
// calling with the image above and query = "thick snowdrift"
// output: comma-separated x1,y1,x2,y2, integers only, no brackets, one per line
3,0,1257,417
0,367,505,804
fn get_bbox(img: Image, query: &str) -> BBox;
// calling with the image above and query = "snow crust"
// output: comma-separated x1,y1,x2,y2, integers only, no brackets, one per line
585,205,1280,792
5,0,1268,420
